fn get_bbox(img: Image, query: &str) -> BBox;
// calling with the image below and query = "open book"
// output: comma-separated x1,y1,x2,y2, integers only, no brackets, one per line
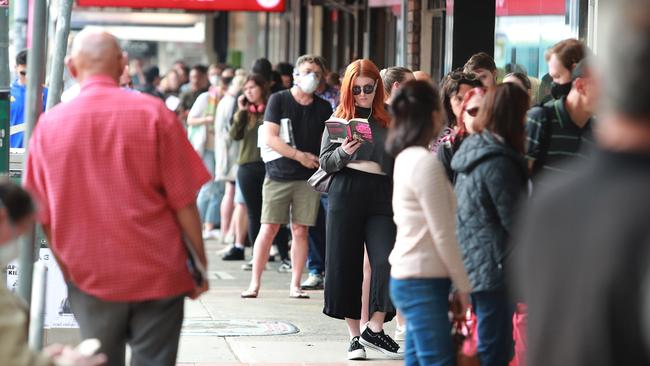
325,117,373,143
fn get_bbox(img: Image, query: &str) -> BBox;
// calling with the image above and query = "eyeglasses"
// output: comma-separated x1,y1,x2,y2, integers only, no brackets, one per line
465,107,479,117
352,83,376,96
19,71,26,76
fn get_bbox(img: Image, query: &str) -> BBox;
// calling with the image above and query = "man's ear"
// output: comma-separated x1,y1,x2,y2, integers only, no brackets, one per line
574,77,586,95
65,56,78,79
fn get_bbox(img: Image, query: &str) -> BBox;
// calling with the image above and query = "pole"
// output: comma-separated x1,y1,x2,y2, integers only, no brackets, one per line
18,0,47,305
28,261,47,351
14,0,29,52
264,12,270,59
0,0,9,297
0,2,10,177
400,0,407,67
46,0,73,110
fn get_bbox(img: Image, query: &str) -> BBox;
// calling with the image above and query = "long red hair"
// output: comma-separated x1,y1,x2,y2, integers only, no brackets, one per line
335,59,390,127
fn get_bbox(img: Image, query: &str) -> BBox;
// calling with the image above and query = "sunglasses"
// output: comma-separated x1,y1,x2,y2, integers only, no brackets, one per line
447,71,477,84
19,71,26,76
352,83,376,96
465,107,479,117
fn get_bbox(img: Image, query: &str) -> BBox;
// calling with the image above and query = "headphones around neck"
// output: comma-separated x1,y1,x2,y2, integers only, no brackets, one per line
248,103,265,114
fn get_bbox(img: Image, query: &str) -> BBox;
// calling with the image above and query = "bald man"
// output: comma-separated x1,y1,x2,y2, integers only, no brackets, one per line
24,29,211,366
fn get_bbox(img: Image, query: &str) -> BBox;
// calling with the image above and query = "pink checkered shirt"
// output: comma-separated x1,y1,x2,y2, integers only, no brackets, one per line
24,75,211,301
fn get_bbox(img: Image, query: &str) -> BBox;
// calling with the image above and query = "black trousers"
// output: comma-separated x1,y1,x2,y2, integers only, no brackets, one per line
237,161,289,259
323,168,396,322
67,283,184,366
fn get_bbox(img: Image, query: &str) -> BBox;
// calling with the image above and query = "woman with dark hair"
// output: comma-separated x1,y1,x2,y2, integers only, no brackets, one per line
503,72,533,103
436,86,487,182
226,74,270,260
386,80,471,366
434,70,483,179
451,83,529,366
320,59,401,360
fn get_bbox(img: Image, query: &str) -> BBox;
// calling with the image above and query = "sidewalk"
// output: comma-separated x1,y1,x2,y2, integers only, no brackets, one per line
46,237,403,365
176,238,402,365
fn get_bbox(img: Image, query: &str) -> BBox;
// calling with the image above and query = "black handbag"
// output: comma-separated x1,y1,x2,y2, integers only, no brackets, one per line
307,167,333,193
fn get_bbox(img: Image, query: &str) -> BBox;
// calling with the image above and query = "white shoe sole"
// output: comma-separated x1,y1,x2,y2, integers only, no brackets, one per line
347,348,367,360
359,338,404,360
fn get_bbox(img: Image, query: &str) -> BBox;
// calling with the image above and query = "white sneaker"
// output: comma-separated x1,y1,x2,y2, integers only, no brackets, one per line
202,229,221,240
394,325,406,342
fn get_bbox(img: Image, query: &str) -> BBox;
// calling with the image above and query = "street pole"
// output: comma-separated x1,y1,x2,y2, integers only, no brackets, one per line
0,1,10,175
46,0,73,110
0,0,8,287
13,0,28,52
18,0,47,305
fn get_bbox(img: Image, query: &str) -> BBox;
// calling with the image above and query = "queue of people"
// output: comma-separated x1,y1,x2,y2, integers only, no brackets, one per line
5,1,650,363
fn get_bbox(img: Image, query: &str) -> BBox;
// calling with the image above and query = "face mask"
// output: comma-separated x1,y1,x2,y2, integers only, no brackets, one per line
550,81,572,99
221,76,234,86
0,239,19,268
209,75,219,87
296,72,319,94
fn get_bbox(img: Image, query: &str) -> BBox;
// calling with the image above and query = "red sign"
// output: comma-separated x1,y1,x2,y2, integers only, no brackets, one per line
77,0,285,12
495,0,565,16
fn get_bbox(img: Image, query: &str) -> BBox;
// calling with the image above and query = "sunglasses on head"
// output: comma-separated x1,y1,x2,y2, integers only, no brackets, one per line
465,107,479,117
352,83,376,96
447,71,477,83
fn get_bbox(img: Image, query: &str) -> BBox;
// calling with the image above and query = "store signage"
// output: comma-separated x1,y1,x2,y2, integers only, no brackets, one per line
496,0,565,16
76,0,285,12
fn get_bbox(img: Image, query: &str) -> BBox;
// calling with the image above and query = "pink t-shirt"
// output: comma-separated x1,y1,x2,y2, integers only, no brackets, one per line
24,75,211,302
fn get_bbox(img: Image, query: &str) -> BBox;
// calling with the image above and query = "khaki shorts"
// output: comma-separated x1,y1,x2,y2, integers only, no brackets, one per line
261,177,321,226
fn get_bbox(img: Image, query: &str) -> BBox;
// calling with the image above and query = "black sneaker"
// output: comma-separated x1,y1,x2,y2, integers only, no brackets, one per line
347,336,366,360
360,326,403,359
222,246,245,261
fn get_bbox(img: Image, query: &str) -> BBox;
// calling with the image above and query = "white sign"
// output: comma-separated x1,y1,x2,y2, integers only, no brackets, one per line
5,249,79,329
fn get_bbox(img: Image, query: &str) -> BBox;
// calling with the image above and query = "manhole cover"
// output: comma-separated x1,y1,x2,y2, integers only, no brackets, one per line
182,319,299,336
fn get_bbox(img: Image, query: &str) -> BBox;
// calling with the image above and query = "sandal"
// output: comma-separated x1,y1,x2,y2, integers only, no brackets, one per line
241,289,259,298
289,288,310,299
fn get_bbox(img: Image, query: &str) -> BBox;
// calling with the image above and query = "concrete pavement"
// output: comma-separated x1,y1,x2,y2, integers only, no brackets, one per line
176,238,402,365
46,237,403,365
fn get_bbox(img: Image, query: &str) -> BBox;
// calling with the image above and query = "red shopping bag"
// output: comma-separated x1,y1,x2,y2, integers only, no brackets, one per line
509,303,527,366
453,308,480,366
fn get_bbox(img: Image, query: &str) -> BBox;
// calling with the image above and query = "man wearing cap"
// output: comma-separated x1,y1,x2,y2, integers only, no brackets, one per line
525,58,600,182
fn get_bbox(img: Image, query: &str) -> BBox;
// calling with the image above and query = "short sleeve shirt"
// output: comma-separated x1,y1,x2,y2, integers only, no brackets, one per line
24,75,211,302
263,89,332,180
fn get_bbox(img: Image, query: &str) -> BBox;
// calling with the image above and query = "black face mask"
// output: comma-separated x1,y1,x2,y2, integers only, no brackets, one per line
550,81,572,99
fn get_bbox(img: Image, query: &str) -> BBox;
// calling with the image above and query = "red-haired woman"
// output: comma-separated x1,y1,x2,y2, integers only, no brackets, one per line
320,59,402,360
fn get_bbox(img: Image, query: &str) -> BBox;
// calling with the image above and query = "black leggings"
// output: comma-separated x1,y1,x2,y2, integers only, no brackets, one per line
323,168,396,322
237,161,289,259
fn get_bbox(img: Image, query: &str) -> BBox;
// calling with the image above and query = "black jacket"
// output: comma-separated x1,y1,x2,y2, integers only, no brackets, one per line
451,132,527,292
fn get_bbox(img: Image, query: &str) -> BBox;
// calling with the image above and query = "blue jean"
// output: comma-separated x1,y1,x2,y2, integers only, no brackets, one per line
472,290,514,366
390,277,454,366
197,150,223,225
307,194,328,275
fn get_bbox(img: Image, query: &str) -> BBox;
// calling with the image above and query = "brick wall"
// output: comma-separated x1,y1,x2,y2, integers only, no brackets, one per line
407,0,421,71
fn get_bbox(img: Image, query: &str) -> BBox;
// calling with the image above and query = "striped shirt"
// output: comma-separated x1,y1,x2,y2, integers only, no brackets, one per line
525,97,594,180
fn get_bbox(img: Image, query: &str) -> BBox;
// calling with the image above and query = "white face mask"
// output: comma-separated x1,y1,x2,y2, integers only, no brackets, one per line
296,72,319,94
209,75,220,87
0,239,19,268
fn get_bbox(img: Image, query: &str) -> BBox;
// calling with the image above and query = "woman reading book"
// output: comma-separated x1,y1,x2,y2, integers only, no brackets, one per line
319,59,402,360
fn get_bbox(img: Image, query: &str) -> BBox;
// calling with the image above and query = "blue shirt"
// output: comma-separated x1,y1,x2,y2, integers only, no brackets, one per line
10,80,48,148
